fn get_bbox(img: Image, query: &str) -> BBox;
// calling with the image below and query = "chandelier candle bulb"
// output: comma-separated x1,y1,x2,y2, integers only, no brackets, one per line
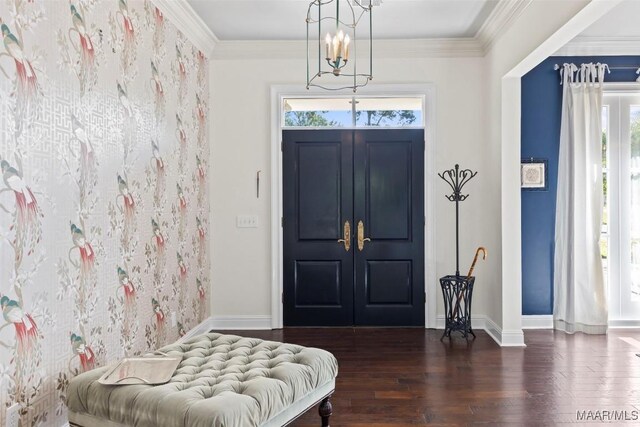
344,34,350,60
325,33,331,59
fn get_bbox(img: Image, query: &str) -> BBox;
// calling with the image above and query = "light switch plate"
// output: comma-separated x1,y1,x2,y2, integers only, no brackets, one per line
170,312,177,327
6,403,20,427
236,215,258,228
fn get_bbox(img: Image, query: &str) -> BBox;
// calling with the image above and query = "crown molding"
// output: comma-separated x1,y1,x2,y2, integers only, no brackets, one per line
375,38,483,58
211,40,305,60
475,0,533,53
553,36,640,57
212,38,483,60
152,0,219,56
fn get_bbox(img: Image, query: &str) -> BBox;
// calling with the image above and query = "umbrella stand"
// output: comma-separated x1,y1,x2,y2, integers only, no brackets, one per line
438,164,478,340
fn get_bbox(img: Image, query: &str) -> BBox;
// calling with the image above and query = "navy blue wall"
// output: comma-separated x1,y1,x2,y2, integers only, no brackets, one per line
521,56,640,315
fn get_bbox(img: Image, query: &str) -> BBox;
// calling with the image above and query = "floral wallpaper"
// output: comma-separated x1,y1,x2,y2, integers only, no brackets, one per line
0,0,210,425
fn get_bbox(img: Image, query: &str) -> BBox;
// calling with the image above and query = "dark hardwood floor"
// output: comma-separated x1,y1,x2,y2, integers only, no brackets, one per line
221,328,640,426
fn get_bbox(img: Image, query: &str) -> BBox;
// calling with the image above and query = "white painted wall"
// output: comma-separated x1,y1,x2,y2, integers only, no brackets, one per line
209,52,497,321
483,0,591,341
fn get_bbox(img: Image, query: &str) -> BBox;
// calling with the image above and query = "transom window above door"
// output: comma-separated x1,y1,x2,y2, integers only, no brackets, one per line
283,97,424,128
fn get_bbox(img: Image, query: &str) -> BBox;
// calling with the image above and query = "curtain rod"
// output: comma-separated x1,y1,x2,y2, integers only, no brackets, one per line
554,63,640,72
554,63,640,82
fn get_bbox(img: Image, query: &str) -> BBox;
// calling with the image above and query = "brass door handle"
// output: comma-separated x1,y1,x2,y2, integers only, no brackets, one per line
337,220,351,252
357,220,371,251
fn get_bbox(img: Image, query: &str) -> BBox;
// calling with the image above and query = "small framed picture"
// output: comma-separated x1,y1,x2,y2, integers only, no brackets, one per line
521,158,548,191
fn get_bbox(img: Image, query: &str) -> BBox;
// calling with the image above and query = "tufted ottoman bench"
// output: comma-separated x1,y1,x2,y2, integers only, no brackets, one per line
66,332,338,427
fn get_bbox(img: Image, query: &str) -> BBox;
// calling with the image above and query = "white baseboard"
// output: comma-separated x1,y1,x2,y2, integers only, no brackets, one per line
436,314,526,347
179,316,273,339
483,316,504,345
435,314,488,330
609,319,640,328
522,315,553,329
209,315,273,330
485,316,525,347
179,317,217,342
521,315,640,330
500,329,526,346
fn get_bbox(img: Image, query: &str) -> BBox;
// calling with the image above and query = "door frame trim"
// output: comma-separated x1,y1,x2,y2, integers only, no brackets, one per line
270,84,437,329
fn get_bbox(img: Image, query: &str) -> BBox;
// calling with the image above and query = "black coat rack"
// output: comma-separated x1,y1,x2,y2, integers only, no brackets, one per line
438,164,478,340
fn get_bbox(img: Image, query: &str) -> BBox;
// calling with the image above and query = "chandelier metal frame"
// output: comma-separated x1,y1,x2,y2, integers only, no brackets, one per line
306,0,373,92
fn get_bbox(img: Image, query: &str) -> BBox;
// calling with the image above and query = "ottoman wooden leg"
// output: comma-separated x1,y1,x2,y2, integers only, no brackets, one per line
319,395,332,427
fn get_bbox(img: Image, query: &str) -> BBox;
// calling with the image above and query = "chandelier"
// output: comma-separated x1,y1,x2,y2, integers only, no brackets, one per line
306,0,374,92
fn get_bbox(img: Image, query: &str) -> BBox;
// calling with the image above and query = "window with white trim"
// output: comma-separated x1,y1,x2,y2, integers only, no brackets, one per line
282,97,424,128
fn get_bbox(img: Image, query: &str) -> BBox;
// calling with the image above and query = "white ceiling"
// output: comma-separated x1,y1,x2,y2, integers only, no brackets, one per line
188,0,499,41
579,0,640,38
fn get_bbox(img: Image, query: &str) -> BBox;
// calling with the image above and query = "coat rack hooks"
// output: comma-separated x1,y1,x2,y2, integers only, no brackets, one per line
438,164,478,276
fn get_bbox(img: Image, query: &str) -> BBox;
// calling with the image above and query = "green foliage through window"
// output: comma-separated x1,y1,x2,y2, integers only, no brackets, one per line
355,110,417,127
284,111,339,127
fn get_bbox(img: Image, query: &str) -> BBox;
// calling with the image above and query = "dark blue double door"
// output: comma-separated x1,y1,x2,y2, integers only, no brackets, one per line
283,129,425,326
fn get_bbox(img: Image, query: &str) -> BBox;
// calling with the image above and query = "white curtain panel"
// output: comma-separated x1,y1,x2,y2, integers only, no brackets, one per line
554,63,609,334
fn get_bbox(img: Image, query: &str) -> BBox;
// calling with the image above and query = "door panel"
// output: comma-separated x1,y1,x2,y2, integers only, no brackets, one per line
367,260,412,305
297,144,342,240
367,141,412,240
354,129,425,326
283,130,354,326
294,261,342,306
